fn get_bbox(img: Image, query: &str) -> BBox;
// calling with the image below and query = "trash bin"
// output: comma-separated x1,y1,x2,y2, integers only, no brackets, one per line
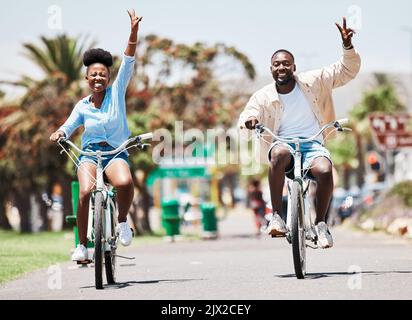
65,181,93,248
201,203,218,239
161,199,181,237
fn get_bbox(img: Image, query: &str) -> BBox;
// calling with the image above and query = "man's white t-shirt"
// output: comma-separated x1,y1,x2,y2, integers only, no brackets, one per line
278,83,321,142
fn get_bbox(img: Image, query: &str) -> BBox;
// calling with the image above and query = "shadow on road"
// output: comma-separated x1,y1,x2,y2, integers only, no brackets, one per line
221,234,261,240
80,278,207,290
276,270,412,280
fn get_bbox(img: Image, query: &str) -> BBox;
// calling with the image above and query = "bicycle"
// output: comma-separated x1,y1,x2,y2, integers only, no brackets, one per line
255,119,350,279
58,133,153,289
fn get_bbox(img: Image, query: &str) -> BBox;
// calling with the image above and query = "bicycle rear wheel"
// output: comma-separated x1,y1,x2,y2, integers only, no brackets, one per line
94,192,105,290
291,180,306,279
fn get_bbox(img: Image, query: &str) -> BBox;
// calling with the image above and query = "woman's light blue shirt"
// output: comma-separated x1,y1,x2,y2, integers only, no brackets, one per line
59,54,135,149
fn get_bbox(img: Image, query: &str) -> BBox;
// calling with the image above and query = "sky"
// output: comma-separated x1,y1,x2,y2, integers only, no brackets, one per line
1,0,412,99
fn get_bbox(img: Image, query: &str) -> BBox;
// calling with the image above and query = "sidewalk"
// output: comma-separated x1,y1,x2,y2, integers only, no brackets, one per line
217,205,258,238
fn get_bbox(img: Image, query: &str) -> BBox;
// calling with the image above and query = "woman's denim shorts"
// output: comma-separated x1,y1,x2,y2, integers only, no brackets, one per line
77,143,129,170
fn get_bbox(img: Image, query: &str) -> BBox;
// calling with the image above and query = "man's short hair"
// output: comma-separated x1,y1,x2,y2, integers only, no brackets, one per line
271,49,295,64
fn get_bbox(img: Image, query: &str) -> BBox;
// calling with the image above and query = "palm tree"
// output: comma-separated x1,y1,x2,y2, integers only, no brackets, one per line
1,34,93,102
350,73,406,188
0,34,94,232
327,133,358,190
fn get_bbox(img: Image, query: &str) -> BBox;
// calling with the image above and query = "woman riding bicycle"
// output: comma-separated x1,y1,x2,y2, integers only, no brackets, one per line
49,9,143,261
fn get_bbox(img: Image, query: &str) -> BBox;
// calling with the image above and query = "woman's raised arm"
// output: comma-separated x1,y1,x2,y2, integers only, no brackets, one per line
124,9,143,57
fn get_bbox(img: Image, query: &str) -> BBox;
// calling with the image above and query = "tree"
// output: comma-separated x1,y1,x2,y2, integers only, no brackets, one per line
0,34,94,232
349,73,406,188
123,35,255,233
2,35,92,95
327,133,358,190
0,33,255,234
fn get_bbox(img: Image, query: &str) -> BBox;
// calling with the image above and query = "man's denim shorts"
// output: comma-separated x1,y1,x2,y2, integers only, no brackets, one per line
268,140,332,179
77,143,129,170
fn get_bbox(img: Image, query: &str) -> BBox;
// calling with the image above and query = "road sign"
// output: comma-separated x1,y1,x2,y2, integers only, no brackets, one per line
369,113,412,150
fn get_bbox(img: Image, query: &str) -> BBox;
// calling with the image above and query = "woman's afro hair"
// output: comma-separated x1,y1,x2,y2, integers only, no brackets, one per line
83,48,113,68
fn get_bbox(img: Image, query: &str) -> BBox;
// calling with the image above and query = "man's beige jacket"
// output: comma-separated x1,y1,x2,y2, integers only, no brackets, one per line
238,48,361,164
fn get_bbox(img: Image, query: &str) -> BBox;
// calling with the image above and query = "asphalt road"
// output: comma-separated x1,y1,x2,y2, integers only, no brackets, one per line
1,207,412,301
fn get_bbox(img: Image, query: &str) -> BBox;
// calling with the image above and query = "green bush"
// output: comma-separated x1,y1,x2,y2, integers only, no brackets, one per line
388,181,412,208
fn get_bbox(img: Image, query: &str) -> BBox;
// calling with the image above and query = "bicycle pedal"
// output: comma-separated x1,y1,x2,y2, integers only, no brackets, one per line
271,234,286,238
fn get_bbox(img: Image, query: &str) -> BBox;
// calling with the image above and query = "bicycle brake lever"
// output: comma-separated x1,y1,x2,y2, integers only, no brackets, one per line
333,121,343,131
136,143,151,150
58,140,70,153
255,125,265,137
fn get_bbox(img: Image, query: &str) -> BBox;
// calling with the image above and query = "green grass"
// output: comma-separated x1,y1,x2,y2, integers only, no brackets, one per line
0,228,201,285
0,230,73,284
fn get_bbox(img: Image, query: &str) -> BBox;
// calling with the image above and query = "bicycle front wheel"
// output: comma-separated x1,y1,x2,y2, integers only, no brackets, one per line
94,192,105,290
291,180,306,279
105,206,116,284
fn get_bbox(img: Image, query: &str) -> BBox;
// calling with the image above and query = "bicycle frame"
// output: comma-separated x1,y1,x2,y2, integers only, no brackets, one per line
85,173,118,253
256,119,349,227
283,139,313,239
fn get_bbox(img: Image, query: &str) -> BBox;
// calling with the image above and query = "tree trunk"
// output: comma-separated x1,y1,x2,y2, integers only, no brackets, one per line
35,192,49,231
139,183,153,234
128,193,144,236
223,172,236,208
132,170,153,235
0,192,12,230
60,175,74,230
13,189,32,233
343,166,351,190
217,179,224,206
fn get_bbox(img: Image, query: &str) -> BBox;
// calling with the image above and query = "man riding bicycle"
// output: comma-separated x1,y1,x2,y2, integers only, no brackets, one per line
49,9,143,261
238,17,361,248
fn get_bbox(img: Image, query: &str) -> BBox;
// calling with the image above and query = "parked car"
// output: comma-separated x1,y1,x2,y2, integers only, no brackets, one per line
329,188,361,225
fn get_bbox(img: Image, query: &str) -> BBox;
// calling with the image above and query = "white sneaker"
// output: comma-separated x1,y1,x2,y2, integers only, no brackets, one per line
266,213,288,237
71,244,88,261
315,222,333,249
116,222,133,246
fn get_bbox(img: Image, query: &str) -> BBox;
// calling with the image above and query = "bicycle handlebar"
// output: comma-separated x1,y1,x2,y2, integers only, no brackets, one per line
58,133,153,157
255,118,349,144
138,133,153,141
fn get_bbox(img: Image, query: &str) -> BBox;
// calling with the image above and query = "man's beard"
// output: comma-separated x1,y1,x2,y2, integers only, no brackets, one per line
274,74,293,86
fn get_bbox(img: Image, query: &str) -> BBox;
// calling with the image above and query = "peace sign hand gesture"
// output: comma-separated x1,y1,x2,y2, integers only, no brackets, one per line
127,9,143,34
335,17,355,49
